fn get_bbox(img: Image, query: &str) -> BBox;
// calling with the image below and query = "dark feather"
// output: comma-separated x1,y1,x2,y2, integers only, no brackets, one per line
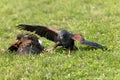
81,40,107,50
8,34,44,54
8,40,21,52
17,24,59,42
72,34,107,50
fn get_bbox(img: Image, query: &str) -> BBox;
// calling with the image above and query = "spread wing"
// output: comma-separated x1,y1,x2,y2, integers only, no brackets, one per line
72,34,107,50
72,34,84,43
17,24,60,42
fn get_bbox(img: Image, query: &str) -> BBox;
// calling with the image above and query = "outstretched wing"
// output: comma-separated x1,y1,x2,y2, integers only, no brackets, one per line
17,24,60,42
72,34,84,43
72,34,107,50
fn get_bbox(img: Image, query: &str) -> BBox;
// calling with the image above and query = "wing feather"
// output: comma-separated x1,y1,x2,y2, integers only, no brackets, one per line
17,24,60,42
72,34,84,43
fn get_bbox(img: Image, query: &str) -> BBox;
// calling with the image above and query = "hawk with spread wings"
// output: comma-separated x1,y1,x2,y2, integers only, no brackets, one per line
17,24,107,53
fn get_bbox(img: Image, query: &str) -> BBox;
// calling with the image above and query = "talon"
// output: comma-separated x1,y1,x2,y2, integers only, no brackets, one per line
45,48,54,54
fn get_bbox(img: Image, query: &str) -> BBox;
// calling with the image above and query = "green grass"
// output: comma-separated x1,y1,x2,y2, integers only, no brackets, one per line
0,0,120,79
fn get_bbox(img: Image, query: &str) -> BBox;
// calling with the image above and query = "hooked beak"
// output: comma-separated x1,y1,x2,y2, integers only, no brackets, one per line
60,36,63,39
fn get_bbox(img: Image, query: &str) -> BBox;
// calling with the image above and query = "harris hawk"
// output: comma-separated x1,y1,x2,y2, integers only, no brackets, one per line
17,24,107,53
8,33,44,54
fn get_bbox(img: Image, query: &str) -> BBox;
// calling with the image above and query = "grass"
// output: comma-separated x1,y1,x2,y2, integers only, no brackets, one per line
0,0,120,79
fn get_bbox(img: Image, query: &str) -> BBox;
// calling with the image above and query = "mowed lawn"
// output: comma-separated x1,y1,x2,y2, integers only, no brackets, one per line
0,0,120,79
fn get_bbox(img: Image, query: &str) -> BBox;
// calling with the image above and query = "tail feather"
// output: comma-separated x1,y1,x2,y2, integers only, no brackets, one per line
81,40,107,50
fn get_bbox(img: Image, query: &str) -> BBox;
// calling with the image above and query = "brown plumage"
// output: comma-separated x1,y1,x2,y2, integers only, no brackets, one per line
8,33,44,54
17,24,107,53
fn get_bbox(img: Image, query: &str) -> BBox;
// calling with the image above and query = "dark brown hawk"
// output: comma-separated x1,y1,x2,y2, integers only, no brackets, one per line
17,24,107,53
8,33,44,54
